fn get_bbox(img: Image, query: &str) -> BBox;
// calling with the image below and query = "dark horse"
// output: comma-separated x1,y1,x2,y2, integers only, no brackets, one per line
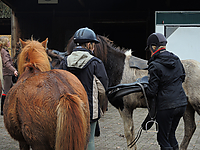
46,49,68,69
3,38,90,150
67,35,200,150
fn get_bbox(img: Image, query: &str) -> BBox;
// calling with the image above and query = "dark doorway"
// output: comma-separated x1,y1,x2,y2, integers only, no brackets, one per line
94,22,147,59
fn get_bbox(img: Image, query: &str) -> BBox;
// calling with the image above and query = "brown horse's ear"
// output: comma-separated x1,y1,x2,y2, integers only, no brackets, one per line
41,38,48,50
19,38,27,48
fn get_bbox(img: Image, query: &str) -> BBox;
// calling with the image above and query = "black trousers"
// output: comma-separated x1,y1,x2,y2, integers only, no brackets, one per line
156,105,187,150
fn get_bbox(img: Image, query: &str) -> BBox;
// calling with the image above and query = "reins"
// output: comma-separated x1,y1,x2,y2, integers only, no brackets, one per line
128,83,158,148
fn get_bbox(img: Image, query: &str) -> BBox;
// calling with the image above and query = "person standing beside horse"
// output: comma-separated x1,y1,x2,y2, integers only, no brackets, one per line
0,36,18,115
59,27,109,150
145,33,188,150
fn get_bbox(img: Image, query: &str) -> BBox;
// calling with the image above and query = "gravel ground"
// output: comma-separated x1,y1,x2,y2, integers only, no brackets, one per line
1,103,200,150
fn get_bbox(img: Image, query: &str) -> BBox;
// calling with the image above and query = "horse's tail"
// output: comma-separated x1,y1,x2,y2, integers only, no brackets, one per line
56,93,89,150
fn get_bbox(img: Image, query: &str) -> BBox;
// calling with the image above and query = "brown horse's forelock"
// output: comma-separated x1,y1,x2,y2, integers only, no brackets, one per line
18,40,50,75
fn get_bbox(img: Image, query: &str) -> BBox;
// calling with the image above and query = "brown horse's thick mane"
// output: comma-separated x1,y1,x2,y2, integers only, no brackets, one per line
18,39,50,75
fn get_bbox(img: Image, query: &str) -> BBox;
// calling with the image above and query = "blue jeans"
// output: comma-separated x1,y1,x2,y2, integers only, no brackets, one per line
156,105,187,150
87,121,97,150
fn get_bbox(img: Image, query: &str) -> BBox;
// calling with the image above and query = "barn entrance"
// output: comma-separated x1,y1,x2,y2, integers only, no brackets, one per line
94,22,147,59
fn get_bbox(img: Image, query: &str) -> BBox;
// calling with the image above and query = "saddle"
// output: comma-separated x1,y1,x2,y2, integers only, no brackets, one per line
106,76,149,100
129,56,148,70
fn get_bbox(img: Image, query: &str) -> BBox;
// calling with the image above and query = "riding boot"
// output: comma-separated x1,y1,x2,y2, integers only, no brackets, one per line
1,94,6,115
173,144,179,150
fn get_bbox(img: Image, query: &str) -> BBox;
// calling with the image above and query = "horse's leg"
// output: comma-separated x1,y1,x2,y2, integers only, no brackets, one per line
19,141,30,150
180,102,196,150
118,107,136,150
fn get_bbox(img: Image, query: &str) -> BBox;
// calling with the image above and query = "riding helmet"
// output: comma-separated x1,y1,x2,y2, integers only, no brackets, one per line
145,33,167,51
74,27,100,44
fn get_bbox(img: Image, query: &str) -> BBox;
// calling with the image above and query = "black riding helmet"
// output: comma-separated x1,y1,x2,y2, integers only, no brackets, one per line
145,33,167,52
74,27,100,45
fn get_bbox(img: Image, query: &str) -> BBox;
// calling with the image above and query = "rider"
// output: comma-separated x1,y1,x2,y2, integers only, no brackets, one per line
59,27,109,150
145,33,187,150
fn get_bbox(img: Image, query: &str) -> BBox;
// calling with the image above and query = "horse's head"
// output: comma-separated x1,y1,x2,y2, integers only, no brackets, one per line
18,38,51,75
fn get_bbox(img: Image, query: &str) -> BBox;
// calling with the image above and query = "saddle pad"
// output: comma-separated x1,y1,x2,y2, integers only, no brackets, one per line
129,56,148,70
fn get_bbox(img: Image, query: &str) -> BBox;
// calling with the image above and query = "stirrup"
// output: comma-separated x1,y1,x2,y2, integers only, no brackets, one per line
144,120,159,133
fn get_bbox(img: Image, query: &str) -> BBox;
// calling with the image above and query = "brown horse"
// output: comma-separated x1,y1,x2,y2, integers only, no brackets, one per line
67,35,200,150
3,38,90,150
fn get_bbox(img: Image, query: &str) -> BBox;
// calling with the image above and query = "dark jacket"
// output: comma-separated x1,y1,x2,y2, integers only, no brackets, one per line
146,49,187,110
1,47,16,76
59,47,109,122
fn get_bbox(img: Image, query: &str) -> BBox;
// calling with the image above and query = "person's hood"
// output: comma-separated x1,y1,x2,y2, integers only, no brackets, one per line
67,48,94,69
148,50,179,69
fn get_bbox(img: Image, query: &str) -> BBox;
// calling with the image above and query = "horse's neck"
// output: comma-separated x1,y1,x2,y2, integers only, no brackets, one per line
106,51,125,87
105,50,147,87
